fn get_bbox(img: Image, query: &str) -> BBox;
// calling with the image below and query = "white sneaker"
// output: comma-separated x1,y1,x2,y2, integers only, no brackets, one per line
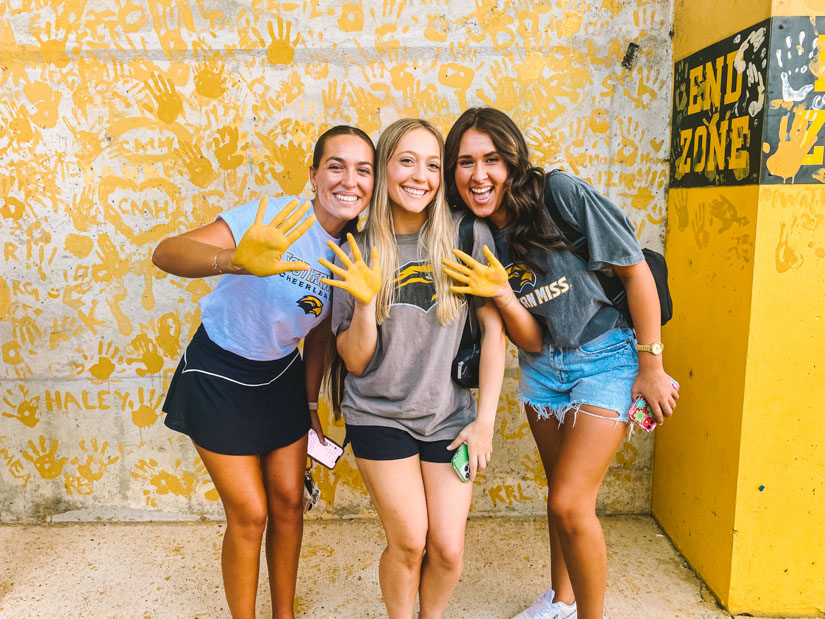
512,588,577,619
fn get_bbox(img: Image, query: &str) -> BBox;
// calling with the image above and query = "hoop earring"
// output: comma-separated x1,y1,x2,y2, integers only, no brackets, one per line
311,185,317,192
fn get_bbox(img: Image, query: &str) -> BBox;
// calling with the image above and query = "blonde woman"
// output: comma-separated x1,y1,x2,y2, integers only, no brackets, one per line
322,118,505,618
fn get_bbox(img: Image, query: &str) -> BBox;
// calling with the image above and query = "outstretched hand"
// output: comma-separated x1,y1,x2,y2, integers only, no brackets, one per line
442,245,508,298
231,196,316,277
319,233,382,304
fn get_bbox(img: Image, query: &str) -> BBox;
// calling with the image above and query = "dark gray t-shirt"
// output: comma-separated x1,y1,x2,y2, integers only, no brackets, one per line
330,219,494,441
492,170,644,348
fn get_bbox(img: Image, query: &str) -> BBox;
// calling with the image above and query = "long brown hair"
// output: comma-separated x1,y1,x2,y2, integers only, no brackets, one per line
444,107,569,271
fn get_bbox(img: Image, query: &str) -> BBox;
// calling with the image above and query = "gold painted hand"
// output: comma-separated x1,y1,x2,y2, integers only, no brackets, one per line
765,109,820,182
231,196,316,277
319,233,382,304
442,245,508,297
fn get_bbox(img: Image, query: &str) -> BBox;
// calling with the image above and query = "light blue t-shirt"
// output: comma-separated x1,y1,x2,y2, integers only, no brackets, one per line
199,196,338,361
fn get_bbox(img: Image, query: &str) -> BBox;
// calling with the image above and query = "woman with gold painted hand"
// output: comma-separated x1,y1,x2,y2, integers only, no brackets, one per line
443,107,678,619
325,118,505,618
152,125,374,618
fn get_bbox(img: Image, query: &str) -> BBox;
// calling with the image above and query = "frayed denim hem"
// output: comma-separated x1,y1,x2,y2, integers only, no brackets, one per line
520,397,630,432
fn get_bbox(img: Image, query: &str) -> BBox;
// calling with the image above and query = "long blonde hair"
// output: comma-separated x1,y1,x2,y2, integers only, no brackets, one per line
366,118,462,326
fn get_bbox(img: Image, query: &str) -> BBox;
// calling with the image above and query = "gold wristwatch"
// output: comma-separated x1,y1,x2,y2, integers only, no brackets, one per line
636,342,664,355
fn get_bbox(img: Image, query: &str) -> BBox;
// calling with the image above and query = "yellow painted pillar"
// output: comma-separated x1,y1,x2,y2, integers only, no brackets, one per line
653,1,825,614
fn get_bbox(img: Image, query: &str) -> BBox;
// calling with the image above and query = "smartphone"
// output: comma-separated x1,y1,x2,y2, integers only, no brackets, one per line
628,377,680,432
451,443,471,483
307,429,344,469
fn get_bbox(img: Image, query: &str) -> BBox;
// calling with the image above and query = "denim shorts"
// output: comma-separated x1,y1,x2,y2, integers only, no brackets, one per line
518,328,639,424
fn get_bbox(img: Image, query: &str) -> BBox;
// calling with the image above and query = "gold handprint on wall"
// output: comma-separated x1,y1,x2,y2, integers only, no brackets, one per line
130,387,164,433
765,108,821,183
91,234,129,283
322,79,349,118
193,60,227,98
175,141,217,188
265,17,301,65
132,458,198,507
255,135,312,195
23,436,68,480
126,334,164,377
31,20,71,67
1,101,35,146
556,0,586,38
49,316,81,350
23,81,62,129
2,385,41,428
144,73,183,124
212,126,245,171
64,438,121,495
476,60,521,111
72,341,123,381
154,311,183,359
147,0,196,59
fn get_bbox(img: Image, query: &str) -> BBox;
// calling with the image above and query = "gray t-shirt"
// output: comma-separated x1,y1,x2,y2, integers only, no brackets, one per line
492,170,644,348
330,219,494,441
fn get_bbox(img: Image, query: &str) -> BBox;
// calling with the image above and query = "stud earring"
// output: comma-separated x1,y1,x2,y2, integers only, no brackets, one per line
311,185,317,192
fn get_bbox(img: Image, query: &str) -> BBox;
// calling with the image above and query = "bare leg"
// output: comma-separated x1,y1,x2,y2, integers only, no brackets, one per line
548,406,627,619
260,435,308,619
356,456,428,619
195,443,268,619
525,405,574,606
418,460,474,619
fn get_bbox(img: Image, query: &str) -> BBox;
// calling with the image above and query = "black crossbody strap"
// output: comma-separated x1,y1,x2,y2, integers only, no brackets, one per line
457,215,479,342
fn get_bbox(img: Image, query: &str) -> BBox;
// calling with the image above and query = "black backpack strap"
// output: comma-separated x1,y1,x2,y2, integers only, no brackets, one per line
457,213,475,254
456,214,479,341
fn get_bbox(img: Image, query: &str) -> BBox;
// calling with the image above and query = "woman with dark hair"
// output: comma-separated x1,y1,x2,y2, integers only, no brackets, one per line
324,118,505,618
442,108,678,619
152,125,374,618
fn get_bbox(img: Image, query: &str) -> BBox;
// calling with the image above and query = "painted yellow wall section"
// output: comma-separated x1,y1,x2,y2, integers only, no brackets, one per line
652,185,759,606
673,0,771,60
0,1,674,521
726,184,825,615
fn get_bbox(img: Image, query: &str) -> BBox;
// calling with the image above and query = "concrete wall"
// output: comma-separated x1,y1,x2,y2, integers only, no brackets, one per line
0,0,674,522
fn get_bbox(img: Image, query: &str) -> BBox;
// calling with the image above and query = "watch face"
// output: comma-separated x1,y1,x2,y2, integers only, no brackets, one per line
652,342,664,354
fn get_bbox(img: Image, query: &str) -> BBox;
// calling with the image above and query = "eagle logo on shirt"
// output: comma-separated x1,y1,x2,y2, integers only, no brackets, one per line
506,263,536,293
296,295,323,316
393,260,436,312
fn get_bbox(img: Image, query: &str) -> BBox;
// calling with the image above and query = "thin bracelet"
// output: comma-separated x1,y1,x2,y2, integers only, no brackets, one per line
496,294,516,310
308,402,319,411
211,250,222,274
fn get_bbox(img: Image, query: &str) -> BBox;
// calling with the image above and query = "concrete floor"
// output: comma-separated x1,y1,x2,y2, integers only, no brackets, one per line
0,515,788,618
